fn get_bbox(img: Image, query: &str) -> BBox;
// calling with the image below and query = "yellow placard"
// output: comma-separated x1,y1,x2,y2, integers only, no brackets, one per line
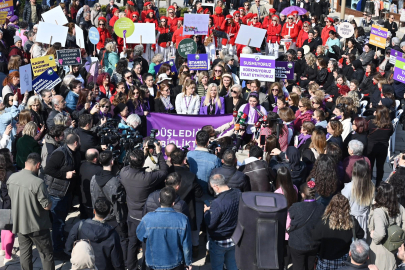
0,11,8,24
369,24,388,49
30,55,57,77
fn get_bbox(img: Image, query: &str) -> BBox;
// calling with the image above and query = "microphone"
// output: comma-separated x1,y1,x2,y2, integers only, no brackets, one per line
235,111,244,123
233,110,238,118
239,113,248,125
253,107,267,122
234,123,240,131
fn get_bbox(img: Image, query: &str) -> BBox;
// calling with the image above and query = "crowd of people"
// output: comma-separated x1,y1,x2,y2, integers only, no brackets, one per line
0,0,405,269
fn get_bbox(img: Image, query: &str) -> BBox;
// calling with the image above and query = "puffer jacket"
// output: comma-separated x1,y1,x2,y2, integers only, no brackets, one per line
266,23,281,43
239,158,275,192
40,134,61,178
211,164,250,192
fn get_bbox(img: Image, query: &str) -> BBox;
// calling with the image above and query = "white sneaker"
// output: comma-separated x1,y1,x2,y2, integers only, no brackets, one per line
0,250,5,256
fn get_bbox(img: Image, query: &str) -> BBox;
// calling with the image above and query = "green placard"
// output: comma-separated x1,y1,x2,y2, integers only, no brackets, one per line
113,17,135,38
178,38,197,58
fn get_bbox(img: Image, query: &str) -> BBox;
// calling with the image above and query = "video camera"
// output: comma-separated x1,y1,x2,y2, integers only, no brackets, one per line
147,129,160,149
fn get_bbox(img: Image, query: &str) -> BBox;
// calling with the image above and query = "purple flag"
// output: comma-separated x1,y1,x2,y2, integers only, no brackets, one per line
146,113,233,150
275,61,295,80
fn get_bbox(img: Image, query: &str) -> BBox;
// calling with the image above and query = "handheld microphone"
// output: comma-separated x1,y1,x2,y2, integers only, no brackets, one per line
233,110,238,118
239,113,248,125
235,111,243,123
234,123,240,131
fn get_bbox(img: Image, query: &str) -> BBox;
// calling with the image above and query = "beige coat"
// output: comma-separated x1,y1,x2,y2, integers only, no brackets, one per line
368,205,405,270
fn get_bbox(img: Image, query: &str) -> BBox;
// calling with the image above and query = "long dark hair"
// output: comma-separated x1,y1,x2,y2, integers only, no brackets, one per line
0,148,15,172
372,105,392,129
0,154,7,182
307,154,337,197
351,160,374,206
374,183,400,218
388,173,405,204
276,167,297,208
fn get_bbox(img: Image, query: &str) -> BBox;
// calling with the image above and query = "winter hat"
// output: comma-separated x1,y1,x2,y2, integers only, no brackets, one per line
226,14,233,19
9,15,18,23
269,8,276,13
144,1,151,6
114,103,127,115
14,36,22,44
215,6,223,14
381,98,393,108
127,1,134,5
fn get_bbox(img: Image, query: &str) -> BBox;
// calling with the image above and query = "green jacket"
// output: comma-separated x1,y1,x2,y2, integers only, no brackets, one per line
16,135,41,169
103,51,119,76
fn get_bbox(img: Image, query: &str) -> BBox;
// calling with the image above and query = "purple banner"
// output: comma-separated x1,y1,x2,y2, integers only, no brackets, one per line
393,57,405,84
275,61,295,80
370,26,388,39
146,113,233,150
187,54,209,70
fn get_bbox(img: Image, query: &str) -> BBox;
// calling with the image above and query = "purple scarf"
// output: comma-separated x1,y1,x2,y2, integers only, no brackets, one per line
326,133,332,140
243,104,262,123
297,134,311,148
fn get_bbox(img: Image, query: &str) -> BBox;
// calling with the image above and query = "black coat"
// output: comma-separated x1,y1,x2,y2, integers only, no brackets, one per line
154,96,176,114
270,155,308,187
170,165,203,231
79,161,103,209
302,63,318,81
211,164,251,192
75,127,101,160
310,1,322,17
143,190,190,219
224,96,247,114
338,261,369,270
303,39,317,54
359,73,376,95
239,159,276,192
384,20,398,38
22,3,42,23
65,219,125,270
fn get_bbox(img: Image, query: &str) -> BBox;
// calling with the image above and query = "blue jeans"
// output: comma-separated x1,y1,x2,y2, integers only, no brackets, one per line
50,193,72,253
209,239,238,270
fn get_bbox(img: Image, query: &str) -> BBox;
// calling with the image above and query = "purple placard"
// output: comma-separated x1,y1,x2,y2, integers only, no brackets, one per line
390,49,404,65
240,57,275,67
146,113,233,150
187,54,209,70
371,26,388,39
393,57,405,83
275,61,295,80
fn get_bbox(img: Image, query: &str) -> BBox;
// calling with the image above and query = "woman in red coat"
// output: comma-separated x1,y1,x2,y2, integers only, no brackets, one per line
321,17,335,46
220,15,239,55
248,14,262,28
97,17,112,51
157,16,171,61
213,6,225,29
130,11,140,22
296,22,311,48
124,1,136,18
141,2,152,21
109,8,119,27
267,15,281,44
233,10,241,25
281,13,299,49
262,9,277,29
167,6,178,32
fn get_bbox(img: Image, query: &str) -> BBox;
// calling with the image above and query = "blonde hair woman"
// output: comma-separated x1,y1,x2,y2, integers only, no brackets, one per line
197,71,209,97
175,79,200,114
218,73,234,97
300,53,317,88
200,83,225,115
149,53,163,78
104,42,119,75
16,122,41,169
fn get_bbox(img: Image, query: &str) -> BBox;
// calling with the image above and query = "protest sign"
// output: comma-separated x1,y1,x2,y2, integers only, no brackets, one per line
235,25,266,48
369,24,388,49
56,49,82,66
187,54,209,70
114,17,135,38
338,22,355,38
75,25,85,48
32,68,62,93
0,11,8,24
393,57,405,84
19,64,32,94
127,23,156,44
147,113,232,150
0,0,14,16
239,54,275,82
30,55,57,77
89,61,99,83
41,6,68,26
35,22,68,47
178,38,197,58
89,27,100,45
183,14,209,35
275,61,295,80
390,49,404,65
154,60,178,74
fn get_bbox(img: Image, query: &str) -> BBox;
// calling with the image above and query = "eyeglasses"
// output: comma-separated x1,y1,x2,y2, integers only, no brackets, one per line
126,75,133,79
298,105,304,108
101,105,110,108
214,69,222,72
99,23,105,26
288,17,293,19
271,88,279,91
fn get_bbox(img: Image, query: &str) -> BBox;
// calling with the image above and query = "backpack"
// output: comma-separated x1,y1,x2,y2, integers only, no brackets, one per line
382,211,405,252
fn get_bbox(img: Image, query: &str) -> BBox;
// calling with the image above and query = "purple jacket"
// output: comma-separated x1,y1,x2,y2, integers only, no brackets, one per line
199,97,225,115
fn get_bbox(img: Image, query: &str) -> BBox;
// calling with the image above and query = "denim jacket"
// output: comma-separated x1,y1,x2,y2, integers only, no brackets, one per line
187,147,222,194
136,207,192,269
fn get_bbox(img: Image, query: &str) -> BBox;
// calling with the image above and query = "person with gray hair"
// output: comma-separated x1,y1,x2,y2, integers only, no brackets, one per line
204,173,241,270
46,95,69,129
225,84,246,113
401,42,405,54
132,44,149,76
224,55,234,74
342,140,371,183
392,37,400,47
126,114,142,129
40,89,52,115
338,240,370,269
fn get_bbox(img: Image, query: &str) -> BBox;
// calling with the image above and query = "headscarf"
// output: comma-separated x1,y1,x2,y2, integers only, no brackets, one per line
286,146,301,171
70,240,97,270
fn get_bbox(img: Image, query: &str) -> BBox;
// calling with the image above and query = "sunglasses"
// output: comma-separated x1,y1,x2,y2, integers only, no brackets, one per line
253,17,258,19
244,4,249,6
271,88,279,91
272,19,277,21
126,75,133,79
101,105,110,108
288,17,293,19
214,70,222,72
298,105,304,108
231,90,238,94
99,23,105,26
363,13,367,15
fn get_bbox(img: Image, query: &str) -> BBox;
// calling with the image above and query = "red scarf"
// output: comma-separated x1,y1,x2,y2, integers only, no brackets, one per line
336,83,342,88
315,52,318,56
327,68,332,72
365,72,369,77
373,81,376,85
318,66,321,70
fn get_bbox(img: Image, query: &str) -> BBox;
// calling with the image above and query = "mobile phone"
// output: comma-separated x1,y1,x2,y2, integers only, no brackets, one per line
204,200,211,207
260,135,266,146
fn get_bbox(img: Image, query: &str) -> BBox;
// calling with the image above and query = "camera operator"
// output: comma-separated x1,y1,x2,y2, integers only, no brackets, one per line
143,137,160,172
90,150,129,266
187,130,221,256
119,142,169,270
76,114,101,160
164,143,178,167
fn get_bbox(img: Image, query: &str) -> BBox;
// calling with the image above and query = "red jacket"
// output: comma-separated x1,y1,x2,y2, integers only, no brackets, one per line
99,83,116,98
266,23,281,43
296,30,309,48
281,22,299,42
144,18,158,29
321,25,335,46
97,28,112,50
141,10,148,21
293,110,313,133
157,26,170,48
109,15,119,27
167,16,178,32
262,16,272,29
213,14,225,29
172,27,192,48
220,21,239,46
295,19,303,32
248,21,262,28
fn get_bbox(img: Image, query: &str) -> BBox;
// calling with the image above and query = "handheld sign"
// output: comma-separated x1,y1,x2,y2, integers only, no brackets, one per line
154,60,177,74
275,61,295,80
0,11,8,24
0,0,14,16
75,25,85,49
369,24,388,49
35,21,68,47
127,23,156,44
19,64,32,94
393,57,405,84
390,49,404,65
235,25,266,48
30,55,57,77
239,54,275,82
89,27,100,45
338,22,355,38
114,17,135,38
57,49,82,66
178,38,197,58
183,14,209,35
32,68,62,93
187,54,209,70
41,6,68,26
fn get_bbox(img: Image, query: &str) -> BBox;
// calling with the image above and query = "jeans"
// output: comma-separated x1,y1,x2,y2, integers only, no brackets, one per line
127,217,141,270
18,229,55,270
50,193,72,253
209,240,238,270
1,230,14,259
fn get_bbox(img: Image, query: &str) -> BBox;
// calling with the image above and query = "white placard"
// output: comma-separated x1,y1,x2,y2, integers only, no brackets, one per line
41,6,69,26
75,25,85,49
183,14,209,35
235,25,267,48
338,22,355,38
239,54,276,82
36,22,68,47
19,64,32,94
126,23,156,44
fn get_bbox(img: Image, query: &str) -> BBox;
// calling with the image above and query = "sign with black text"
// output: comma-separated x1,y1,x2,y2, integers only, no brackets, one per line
32,68,62,93
56,49,82,66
